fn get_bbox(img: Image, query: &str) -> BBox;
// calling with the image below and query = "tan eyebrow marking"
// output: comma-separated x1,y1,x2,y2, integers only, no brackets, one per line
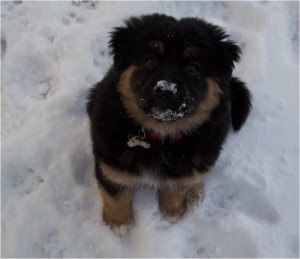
149,41,164,55
182,46,200,58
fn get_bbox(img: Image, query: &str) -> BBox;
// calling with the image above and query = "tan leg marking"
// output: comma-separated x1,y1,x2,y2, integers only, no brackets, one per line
100,186,134,236
159,183,205,223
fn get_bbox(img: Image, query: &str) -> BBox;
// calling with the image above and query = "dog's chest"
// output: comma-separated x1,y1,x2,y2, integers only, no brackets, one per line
120,136,200,177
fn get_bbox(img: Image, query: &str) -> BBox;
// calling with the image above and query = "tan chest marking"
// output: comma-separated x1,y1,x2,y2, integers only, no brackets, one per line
99,160,209,189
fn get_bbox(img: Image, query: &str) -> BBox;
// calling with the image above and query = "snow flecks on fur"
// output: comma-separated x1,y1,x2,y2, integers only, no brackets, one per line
149,103,187,121
154,80,178,94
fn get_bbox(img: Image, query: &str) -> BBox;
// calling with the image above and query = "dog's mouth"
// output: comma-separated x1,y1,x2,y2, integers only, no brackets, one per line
148,102,192,122
144,94,196,122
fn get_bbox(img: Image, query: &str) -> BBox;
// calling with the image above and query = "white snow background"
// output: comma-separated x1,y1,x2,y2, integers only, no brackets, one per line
1,1,299,258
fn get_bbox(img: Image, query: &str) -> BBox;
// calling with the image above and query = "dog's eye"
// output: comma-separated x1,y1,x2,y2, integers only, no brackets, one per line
144,56,158,70
185,62,201,76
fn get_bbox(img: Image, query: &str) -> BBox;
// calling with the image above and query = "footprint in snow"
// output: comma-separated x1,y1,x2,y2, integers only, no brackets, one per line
68,12,87,24
62,14,85,26
38,81,52,100
185,218,259,257
209,178,280,224
71,1,97,9
13,168,44,195
72,151,94,186
1,34,6,59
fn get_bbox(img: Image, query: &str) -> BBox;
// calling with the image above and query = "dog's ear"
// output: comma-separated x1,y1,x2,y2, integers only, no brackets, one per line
205,23,242,77
109,15,158,69
219,40,241,77
230,77,252,131
109,16,146,69
109,14,175,70
109,24,133,70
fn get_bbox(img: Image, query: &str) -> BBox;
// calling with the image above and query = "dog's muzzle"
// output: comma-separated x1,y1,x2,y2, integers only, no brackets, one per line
153,80,177,100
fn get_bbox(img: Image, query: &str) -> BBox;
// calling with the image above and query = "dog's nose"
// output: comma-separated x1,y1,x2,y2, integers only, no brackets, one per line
153,80,177,97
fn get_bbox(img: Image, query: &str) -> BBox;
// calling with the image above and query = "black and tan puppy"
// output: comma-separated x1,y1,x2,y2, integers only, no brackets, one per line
87,14,251,236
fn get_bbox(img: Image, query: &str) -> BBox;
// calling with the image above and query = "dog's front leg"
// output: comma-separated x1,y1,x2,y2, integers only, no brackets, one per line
100,186,134,236
159,183,205,223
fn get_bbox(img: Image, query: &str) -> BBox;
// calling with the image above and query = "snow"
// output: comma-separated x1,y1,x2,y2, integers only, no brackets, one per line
149,103,187,122
150,80,188,121
154,80,178,94
1,1,299,258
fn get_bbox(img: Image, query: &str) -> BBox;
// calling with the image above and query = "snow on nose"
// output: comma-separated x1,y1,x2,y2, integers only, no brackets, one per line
154,80,177,94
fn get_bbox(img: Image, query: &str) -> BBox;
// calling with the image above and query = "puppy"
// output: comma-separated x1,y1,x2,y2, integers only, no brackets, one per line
87,14,251,236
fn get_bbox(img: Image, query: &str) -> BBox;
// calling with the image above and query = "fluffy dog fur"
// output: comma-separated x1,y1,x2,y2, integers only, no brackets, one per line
87,14,251,235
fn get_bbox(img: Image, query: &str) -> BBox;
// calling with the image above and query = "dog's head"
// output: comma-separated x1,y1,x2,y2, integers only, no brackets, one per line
110,14,241,136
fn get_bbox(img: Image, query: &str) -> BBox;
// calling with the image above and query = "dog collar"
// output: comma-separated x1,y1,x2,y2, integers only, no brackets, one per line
148,132,182,141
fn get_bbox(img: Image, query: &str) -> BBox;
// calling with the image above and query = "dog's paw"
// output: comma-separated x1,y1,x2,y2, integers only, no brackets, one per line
112,224,131,237
163,215,181,223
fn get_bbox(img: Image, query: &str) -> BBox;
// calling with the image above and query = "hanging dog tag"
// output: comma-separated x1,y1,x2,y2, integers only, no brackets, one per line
127,135,151,149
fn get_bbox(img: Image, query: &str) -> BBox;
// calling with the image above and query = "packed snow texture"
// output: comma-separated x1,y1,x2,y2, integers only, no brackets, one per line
1,1,299,258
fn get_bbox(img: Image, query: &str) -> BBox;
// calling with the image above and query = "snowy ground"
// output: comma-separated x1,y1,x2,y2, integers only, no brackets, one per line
1,1,299,258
